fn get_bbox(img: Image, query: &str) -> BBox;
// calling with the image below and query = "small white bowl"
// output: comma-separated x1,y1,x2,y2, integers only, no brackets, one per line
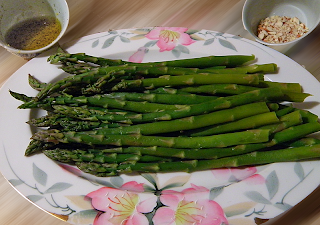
0,0,69,59
242,0,320,46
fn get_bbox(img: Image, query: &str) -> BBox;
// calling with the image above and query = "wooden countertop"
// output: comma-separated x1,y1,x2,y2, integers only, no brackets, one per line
1,0,320,224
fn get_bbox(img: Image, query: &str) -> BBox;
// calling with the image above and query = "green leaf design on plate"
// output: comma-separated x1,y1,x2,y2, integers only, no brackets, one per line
44,182,73,194
109,30,118,35
172,44,190,58
224,201,257,217
266,170,279,200
110,176,124,188
190,33,204,41
94,179,117,188
209,186,224,200
9,179,23,186
228,175,239,183
33,163,47,186
141,173,158,189
120,36,130,43
102,36,117,49
177,44,190,54
172,46,181,58
135,28,152,32
131,34,146,40
186,29,199,35
274,202,292,211
245,191,272,205
69,209,98,223
294,162,305,181
92,39,99,48
231,35,242,39
143,184,156,192
160,174,190,191
144,40,158,48
161,182,186,190
218,38,237,51
27,195,44,203
204,38,215,46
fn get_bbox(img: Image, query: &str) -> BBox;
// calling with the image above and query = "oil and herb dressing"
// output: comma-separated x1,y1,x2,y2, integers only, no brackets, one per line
4,16,61,50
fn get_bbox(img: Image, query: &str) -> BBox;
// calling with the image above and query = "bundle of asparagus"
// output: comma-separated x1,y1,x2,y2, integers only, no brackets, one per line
10,51,320,177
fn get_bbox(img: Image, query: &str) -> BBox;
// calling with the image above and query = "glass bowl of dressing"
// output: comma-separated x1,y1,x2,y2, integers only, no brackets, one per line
0,0,69,59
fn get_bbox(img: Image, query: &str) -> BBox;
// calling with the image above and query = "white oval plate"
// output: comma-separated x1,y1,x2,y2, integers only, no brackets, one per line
1,27,320,225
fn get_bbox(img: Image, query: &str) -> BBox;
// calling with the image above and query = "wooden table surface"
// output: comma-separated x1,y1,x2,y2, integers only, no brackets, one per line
1,0,320,224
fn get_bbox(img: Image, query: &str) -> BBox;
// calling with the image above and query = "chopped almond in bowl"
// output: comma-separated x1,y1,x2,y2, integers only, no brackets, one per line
257,15,309,44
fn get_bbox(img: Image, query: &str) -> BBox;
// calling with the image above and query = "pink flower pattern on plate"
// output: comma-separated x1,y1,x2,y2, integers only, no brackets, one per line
211,167,265,185
58,163,83,177
145,27,196,52
86,181,157,225
153,184,228,225
128,47,149,63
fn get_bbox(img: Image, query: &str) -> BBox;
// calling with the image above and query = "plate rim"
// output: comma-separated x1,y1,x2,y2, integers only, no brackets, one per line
1,27,320,224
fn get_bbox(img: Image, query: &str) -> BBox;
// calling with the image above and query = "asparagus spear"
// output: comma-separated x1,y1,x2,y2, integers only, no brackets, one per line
48,52,126,66
146,87,192,95
61,62,277,75
42,63,245,97
281,92,311,102
259,81,302,93
80,64,276,93
80,121,320,176
59,61,98,75
75,162,119,176
48,52,256,68
9,90,32,102
33,128,271,148
274,105,295,117
28,88,285,131
189,111,279,136
148,83,303,98
80,66,264,95
34,66,133,100
25,139,55,156
52,105,137,124
19,87,284,126
298,109,319,123
39,143,268,162
20,93,186,113
43,149,170,164
74,102,271,135
98,92,216,105
180,85,309,102
52,101,269,125
179,84,258,95
192,143,320,172
258,110,303,133
289,137,320,147
200,63,277,74
27,113,122,131
111,73,262,91
50,63,277,96
62,64,201,76
27,113,88,128
179,84,308,101
74,143,320,176
28,74,47,91
33,120,320,161
110,113,312,158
